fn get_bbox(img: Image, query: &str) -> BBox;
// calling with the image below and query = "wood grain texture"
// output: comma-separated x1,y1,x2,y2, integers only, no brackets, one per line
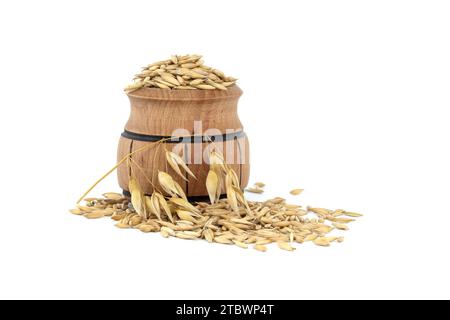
125,85,243,136
117,85,250,197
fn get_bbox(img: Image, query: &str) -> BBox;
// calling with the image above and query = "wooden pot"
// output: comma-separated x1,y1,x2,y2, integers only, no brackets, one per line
117,85,250,198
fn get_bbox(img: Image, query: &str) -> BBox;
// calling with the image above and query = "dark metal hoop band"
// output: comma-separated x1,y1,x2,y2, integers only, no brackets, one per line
121,130,245,143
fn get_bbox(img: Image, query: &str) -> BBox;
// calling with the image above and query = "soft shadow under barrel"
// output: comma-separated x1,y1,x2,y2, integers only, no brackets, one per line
117,85,250,197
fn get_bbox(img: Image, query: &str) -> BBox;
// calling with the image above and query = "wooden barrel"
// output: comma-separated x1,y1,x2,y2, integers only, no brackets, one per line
117,85,250,198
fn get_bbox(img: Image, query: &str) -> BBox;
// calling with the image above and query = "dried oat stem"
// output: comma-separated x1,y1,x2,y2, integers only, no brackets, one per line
128,157,161,193
76,138,172,204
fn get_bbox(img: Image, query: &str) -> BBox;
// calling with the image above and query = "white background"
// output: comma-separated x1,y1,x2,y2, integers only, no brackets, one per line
0,0,449,300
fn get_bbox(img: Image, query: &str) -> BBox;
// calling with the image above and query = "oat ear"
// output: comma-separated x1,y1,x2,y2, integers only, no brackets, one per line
129,178,146,219
209,150,227,174
165,151,186,181
157,171,177,196
173,181,187,201
216,177,223,201
169,197,201,215
226,187,239,215
206,170,219,204
166,151,196,179
154,192,173,223
227,169,240,188
176,210,198,223
145,194,160,221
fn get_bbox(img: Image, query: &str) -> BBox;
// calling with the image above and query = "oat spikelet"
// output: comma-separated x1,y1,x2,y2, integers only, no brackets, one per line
234,189,252,216
157,171,187,200
206,170,219,204
176,210,198,223
173,181,188,201
165,151,185,180
165,151,196,180
129,178,146,219
170,152,196,179
145,194,161,220
170,197,201,214
226,168,240,188
158,171,176,195
154,192,173,223
226,186,239,214
151,193,162,220
209,150,227,174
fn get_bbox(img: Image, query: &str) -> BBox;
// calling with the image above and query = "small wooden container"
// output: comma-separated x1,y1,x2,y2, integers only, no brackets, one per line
117,85,250,197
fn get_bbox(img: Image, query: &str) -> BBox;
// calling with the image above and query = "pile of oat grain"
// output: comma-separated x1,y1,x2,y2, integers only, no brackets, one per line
71,194,361,251
125,54,237,93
